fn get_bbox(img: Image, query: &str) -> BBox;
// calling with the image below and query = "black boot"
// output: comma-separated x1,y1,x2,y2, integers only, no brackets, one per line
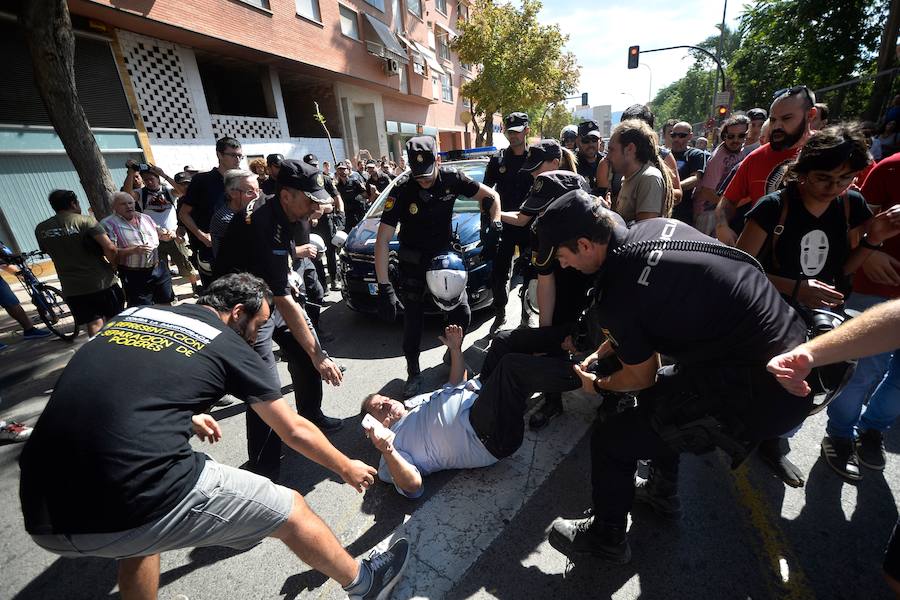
634,463,682,519
758,437,805,487
549,514,631,564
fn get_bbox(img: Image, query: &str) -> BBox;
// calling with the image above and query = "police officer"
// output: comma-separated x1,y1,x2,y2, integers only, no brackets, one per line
214,159,344,479
303,153,344,290
533,191,812,564
334,160,369,232
483,112,534,328
261,153,283,196
374,136,501,398
576,120,605,194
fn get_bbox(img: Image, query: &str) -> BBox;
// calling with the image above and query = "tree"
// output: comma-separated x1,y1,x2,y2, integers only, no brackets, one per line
540,103,577,140
20,0,116,218
864,0,900,121
729,0,886,118
453,0,580,146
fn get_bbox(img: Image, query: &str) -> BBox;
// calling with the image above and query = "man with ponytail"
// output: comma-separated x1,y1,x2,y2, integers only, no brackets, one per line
606,120,674,223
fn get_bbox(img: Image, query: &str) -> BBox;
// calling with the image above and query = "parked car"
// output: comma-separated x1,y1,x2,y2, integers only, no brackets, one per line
338,158,494,315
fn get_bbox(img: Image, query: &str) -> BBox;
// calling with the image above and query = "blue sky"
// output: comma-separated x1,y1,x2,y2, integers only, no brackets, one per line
532,0,744,111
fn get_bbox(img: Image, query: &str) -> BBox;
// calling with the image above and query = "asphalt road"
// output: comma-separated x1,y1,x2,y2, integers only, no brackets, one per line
1,285,898,600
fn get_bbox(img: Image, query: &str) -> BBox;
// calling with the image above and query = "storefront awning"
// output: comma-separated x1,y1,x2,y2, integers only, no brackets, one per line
397,34,425,67
362,14,408,65
410,40,446,75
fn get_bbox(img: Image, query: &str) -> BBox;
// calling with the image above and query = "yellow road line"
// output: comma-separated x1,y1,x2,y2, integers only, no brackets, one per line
727,459,815,600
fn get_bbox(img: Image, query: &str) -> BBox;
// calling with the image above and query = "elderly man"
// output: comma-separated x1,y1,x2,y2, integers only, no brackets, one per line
209,169,259,259
102,192,175,307
362,324,582,497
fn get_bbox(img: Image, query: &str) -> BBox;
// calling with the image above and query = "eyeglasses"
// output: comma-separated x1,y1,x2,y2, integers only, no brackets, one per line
222,152,244,160
670,132,691,139
725,133,747,140
238,188,259,197
772,85,813,105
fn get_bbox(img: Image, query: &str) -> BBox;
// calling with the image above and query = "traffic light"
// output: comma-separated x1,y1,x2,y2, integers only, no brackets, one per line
628,46,640,69
716,105,729,118
581,92,588,106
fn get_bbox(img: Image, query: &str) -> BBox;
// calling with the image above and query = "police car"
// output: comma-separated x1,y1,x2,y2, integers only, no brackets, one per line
338,156,495,314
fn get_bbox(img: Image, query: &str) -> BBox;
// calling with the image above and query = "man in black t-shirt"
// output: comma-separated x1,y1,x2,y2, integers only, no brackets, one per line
215,159,345,478
375,136,501,398
670,122,708,226
365,160,392,202
178,137,243,287
19,273,409,600
483,112,534,328
576,120,605,194
335,160,369,231
532,190,811,565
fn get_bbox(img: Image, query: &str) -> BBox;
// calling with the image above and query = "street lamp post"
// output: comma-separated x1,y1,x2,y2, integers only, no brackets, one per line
640,63,652,104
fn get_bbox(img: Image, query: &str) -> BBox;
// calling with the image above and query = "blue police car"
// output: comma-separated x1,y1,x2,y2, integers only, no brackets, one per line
337,158,495,314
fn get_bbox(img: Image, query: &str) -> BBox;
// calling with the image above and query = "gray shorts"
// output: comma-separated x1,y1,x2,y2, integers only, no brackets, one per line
31,459,294,559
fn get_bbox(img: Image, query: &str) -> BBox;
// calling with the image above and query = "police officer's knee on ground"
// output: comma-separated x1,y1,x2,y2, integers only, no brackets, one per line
530,190,814,564
374,136,501,398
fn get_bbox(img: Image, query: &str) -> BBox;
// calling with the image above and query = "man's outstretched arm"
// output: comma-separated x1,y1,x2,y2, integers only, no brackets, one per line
441,324,466,385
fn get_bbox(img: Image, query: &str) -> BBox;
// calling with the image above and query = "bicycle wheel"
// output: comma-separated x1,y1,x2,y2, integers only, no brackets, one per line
34,284,79,341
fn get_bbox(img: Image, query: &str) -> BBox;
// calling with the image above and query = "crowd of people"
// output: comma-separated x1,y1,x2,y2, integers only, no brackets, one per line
8,83,900,598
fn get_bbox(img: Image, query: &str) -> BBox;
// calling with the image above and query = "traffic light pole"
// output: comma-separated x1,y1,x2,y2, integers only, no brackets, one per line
638,45,727,117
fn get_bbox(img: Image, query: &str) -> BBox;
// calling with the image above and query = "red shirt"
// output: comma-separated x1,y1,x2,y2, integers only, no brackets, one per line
853,153,900,298
723,143,801,208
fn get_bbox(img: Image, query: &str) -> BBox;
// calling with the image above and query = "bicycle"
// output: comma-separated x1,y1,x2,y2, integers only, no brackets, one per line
3,248,78,341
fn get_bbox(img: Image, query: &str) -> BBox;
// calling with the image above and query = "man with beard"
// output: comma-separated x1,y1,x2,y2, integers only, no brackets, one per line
19,273,409,600
669,122,708,226
693,115,750,235
483,112,534,329
576,120,605,195
715,86,818,246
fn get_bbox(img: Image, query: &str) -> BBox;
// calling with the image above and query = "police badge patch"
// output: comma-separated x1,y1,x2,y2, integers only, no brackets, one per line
316,174,325,187
533,178,543,192
385,197,396,211
499,166,506,174
416,155,424,163
409,203,419,215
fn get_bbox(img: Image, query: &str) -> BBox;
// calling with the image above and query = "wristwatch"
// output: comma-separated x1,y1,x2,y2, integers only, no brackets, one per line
860,234,883,250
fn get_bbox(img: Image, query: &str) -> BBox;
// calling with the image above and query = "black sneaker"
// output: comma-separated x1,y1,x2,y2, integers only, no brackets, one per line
348,538,411,600
403,374,424,398
856,429,886,471
490,308,507,333
529,397,563,430
821,435,861,481
758,438,805,488
307,414,344,433
549,516,631,564
634,478,682,520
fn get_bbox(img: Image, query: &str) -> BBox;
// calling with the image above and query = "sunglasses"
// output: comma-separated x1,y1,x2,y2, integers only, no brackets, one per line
581,136,599,144
670,132,691,139
725,132,747,140
772,85,813,105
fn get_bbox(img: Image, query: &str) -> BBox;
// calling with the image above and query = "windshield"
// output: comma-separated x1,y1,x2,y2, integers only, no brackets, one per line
366,160,488,219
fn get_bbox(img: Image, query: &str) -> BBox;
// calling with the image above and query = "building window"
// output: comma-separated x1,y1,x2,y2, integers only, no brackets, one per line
339,5,360,40
432,76,440,100
399,63,409,94
440,72,452,102
413,61,425,76
457,2,468,21
365,0,385,11
435,29,450,62
196,55,272,117
408,0,422,19
435,0,447,14
296,0,320,21
239,0,271,9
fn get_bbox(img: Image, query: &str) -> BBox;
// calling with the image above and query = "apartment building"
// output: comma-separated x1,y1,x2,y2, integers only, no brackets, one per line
0,0,478,251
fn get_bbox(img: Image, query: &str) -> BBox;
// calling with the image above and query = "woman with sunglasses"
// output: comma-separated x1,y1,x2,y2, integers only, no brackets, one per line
737,124,900,485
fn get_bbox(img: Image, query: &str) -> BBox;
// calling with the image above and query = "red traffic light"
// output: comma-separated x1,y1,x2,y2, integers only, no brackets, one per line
628,45,640,69
716,105,728,117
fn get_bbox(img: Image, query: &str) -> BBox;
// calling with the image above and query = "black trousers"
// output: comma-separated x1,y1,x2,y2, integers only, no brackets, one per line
590,363,813,529
118,262,174,307
189,242,214,288
471,348,581,459
399,258,470,375
246,315,324,476
345,199,367,232
490,226,529,311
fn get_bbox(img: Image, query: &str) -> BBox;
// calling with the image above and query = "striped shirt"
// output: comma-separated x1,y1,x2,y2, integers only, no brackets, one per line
102,212,159,269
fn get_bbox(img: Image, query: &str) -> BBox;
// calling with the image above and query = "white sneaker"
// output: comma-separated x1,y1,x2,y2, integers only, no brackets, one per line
0,421,33,442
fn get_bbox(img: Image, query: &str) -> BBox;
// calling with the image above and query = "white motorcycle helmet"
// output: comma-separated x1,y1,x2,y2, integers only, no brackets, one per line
332,230,348,248
309,233,327,253
425,252,468,311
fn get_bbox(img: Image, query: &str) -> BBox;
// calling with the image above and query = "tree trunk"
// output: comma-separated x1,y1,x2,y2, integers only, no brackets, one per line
20,0,116,219
865,0,900,122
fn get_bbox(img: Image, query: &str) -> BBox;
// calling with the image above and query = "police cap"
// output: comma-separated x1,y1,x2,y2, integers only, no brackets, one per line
276,159,331,202
578,120,601,139
266,153,285,166
504,112,530,132
521,170,590,215
406,136,437,177
533,189,613,266
520,139,562,172
302,153,319,166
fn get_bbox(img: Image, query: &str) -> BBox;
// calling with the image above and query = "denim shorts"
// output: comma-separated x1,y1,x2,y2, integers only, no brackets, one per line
0,277,19,309
30,459,294,559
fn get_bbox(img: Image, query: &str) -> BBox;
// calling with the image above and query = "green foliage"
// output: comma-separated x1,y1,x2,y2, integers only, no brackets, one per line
651,67,718,128
541,103,577,139
452,0,580,144
729,0,886,118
